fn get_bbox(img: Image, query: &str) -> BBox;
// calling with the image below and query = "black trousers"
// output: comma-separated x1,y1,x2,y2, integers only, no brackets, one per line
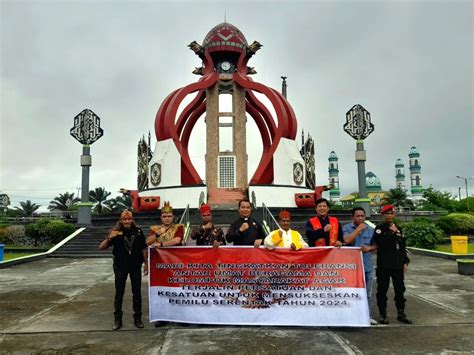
114,266,142,318
376,267,406,315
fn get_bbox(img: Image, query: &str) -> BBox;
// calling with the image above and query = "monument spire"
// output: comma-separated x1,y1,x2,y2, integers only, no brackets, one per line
281,76,287,98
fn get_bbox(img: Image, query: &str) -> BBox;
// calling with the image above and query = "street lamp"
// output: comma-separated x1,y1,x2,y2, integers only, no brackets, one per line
456,176,473,211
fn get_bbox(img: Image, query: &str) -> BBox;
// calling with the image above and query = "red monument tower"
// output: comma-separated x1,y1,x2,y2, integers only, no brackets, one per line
140,22,313,208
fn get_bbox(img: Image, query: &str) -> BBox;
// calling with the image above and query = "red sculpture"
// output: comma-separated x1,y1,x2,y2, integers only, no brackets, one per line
119,189,160,212
154,23,298,186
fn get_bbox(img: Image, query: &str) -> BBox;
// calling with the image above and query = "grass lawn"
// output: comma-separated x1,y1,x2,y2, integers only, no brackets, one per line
435,243,474,254
3,252,35,261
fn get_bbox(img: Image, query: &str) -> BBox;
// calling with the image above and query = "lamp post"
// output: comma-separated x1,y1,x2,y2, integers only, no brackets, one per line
70,109,103,226
456,175,473,211
344,104,375,217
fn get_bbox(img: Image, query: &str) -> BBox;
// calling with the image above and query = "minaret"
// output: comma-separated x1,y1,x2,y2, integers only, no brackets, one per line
408,146,423,199
395,159,405,190
328,151,340,202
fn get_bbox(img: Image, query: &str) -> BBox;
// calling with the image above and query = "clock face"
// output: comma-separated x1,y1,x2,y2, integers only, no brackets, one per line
221,61,231,71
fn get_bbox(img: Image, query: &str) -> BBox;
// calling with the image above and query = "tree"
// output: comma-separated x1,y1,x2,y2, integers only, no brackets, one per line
383,188,413,209
48,192,80,211
89,187,112,214
418,187,458,212
106,194,132,213
15,200,41,216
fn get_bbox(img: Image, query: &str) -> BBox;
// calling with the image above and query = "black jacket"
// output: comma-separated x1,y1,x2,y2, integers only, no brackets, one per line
372,222,410,270
226,216,266,246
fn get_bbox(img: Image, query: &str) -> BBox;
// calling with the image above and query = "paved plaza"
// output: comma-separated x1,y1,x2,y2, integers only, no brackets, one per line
0,254,473,354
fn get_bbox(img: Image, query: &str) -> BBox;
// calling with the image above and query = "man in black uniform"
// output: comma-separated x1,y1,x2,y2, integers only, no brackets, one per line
373,205,412,324
99,210,148,330
226,198,266,246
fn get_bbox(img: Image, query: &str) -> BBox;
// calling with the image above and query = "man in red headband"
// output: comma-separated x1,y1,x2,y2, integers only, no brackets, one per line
264,210,308,250
190,203,226,247
373,204,412,325
99,210,147,330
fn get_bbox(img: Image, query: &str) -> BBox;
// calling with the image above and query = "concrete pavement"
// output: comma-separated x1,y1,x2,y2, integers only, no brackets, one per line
0,255,473,354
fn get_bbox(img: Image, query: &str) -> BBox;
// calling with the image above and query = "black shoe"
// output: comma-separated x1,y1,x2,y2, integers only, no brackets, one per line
379,316,389,324
113,319,122,330
134,317,144,329
397,312,412,324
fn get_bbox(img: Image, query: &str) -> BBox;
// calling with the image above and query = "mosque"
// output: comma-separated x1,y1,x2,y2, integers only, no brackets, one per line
335,146,424,209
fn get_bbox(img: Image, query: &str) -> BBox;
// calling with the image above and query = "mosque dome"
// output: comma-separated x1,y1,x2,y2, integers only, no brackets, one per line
395,158,404,167
365,171,382,192
328,151,338,160
203,22,248,53
409,146,420,157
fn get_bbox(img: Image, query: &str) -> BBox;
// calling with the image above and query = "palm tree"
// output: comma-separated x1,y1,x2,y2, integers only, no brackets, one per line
48,192,80,211
15,200,41,216
89,187,112,214
383,188,413,209
106,194,132,213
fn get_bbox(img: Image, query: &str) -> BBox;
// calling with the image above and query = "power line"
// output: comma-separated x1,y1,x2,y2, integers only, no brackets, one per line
1,187,77,192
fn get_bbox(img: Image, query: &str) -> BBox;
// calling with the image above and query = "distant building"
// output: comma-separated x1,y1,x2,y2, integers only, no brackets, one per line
408,146,423,200
395,158,406,190
340,171,386,209
328,151,340,203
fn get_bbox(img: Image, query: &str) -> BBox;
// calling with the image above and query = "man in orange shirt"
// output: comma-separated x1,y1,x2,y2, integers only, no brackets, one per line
305,198,343,247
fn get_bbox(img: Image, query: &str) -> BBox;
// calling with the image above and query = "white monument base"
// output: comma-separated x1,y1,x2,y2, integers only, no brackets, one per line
249,185,313,208
140,186,207,209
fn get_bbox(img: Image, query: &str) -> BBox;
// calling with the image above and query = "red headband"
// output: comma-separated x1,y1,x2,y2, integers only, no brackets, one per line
199,204,211,215
279,210,291,219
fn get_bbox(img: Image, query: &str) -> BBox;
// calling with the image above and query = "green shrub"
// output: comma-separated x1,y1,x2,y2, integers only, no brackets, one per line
25,218,75,245
436,213,474,235
403,218,444,249
44,219,76,244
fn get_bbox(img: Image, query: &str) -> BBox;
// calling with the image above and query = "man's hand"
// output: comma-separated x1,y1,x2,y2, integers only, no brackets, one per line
203,222,213,230
108,229,120,240
324,224,332,232
240,222,249,232
334,240,342,248
360,245,372,253
254,239,262,248
356,223,367,233
290,243,297,251
403,263,409,273
389,224,399,233
143,264,148,276
212,240,221,248
158,226,167,235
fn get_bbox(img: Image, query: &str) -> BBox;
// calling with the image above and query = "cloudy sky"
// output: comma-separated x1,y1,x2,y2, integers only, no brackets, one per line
1,0,472,211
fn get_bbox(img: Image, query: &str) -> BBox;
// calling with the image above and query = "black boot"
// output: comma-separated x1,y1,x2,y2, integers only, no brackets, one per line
134,315,144,329
379,313,389,324
113,312,123,331
397,310,412,324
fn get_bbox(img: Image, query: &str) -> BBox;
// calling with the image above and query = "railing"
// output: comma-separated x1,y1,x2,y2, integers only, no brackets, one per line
178,204,191,245
261,203,280,235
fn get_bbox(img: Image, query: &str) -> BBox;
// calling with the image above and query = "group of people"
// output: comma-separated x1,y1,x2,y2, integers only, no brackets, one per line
99,197,411,330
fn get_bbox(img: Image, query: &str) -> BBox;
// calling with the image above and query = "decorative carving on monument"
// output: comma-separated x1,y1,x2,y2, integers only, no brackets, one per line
293,163,304,185
70,109,103,145
300,132,315,190
137,135,152,191
150,163,161,186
